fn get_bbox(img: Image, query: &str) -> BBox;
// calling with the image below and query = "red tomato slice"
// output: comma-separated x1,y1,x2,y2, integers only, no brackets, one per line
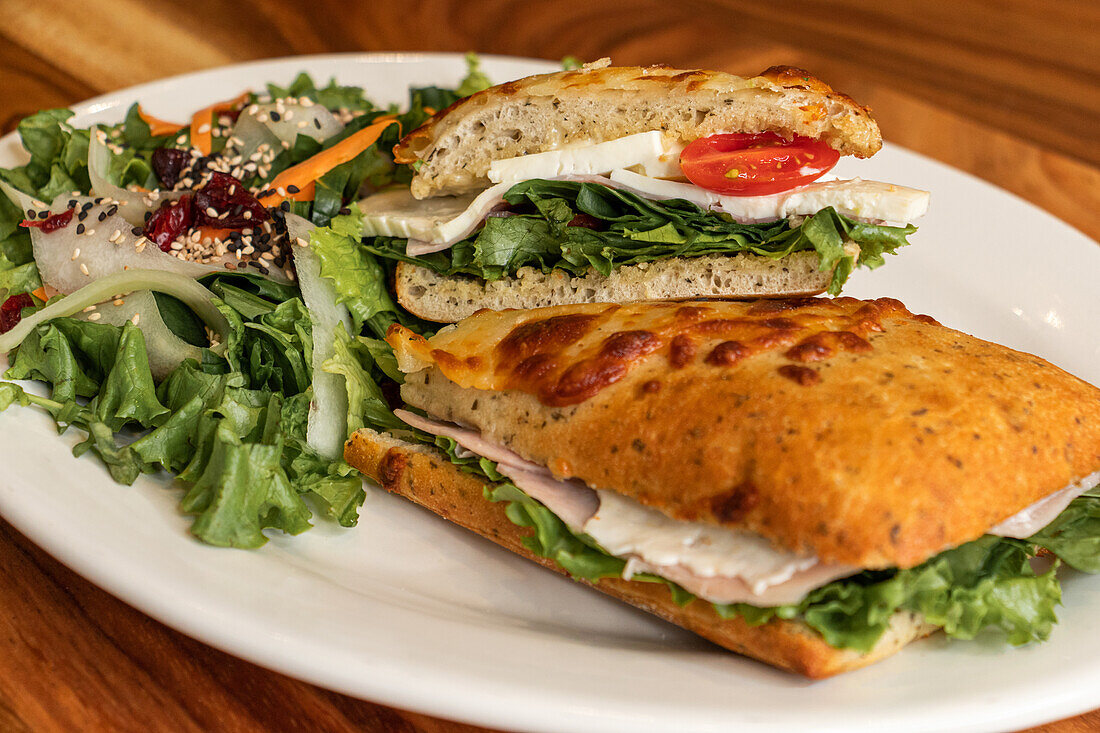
678,132,840,196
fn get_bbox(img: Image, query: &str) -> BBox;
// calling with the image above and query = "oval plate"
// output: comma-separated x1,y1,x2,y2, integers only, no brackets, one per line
1,53,1098,733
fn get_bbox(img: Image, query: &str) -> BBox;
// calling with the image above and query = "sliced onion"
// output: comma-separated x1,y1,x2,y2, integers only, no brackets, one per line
76,290,203,380
287,213,353,459
88,130,183,227
0,269,230,356
229,102,343,160
30,199,213,293
0,180,43,213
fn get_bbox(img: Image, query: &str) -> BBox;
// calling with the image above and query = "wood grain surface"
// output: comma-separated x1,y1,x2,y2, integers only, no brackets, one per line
0,1,1096,730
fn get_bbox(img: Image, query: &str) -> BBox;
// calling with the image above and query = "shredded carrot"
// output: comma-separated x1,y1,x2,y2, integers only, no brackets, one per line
31,286,49,302
194,227,237,243
190,91,251,155
137,106,185,137
422,107,437,116
259,119,396,206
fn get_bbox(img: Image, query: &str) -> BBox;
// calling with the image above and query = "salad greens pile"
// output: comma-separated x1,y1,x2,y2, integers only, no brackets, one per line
0,60,491,546
366,179,917,295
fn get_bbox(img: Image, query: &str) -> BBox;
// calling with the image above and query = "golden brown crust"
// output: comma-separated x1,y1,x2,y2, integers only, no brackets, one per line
345,427,934,678
395,63,881,198
388,298,1100,569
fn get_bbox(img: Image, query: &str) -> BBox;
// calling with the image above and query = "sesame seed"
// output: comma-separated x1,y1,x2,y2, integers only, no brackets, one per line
111,229,121,241
197,123,211,134
286,184,300,194
85,229,96,236
135,239,148,253
171,240,184,250
71,248,81,260
284,268,296,281
76,223,85,234
87,312,102,321
80,263,90,276
297,120,307,128
131,314,140,326
206,206,218,217
276,187,286,197
113,299,125,306
82,305,97,313
295,237,308,248
256,114,268,123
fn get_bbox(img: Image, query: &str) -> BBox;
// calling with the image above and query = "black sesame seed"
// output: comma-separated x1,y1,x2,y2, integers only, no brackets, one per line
338,207,351,216
68,199,77,208
145,211,153,222
93,197,103,205
107,205,118,216
131,227,142,236
313,118,321,129
286,184,300,194
38,210,49,220
256,264,270,274
279,201,290,212
78,211,88,221
269,112,281,122
76,223,85,234
97,211,107,221
25,209,35,218
81,202,93,211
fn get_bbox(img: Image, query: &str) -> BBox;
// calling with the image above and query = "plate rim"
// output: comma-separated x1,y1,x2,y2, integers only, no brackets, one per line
1,51,1099,733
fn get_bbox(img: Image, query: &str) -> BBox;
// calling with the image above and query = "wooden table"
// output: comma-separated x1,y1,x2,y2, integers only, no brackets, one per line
0,1,1096,730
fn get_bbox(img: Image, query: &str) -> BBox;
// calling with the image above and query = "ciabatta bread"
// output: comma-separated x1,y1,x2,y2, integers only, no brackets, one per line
393,247,856,323
344,426,935,678
395,64,882,199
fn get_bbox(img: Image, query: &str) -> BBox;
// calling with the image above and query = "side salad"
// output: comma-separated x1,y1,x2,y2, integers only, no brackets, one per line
0,56,491,546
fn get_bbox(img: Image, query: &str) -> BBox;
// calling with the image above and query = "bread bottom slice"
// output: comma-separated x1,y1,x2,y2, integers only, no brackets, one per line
395,245,859,323
345,427,936,678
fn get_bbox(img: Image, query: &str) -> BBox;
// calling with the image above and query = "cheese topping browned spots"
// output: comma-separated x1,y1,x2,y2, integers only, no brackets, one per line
705,340,749,366
778,364,822,386
669,334,696,368
391,298,938,406
785,331,873,363
542,330,662,406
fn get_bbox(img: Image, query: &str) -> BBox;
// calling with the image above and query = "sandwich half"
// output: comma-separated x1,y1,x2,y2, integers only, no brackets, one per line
345,297,1100,677
356,62,930,322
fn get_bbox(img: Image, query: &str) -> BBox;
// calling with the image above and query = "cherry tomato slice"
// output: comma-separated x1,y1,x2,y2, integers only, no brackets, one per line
679,132,840,196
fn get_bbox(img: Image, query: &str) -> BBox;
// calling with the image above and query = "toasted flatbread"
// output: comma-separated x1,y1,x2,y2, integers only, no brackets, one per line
387,298,1100,569
345,426,936,678
393,247,855,323
395,65,882,198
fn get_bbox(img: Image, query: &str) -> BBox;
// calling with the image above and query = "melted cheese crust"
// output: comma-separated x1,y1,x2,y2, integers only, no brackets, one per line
388,297,925,406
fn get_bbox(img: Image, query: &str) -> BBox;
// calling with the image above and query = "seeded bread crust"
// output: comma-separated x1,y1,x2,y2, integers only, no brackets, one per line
345,426,935,678
395,65,882,199
388,298,1100,569
394,246,857,323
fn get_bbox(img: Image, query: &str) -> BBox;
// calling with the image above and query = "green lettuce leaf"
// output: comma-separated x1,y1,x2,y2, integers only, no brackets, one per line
366,180,917,295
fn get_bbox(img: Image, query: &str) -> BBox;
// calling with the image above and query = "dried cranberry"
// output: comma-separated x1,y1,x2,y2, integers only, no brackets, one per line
152,148,190,188
0,293,34,334
144,195,194,251
193,172,269,228
567,213,604,230
20,208,74,234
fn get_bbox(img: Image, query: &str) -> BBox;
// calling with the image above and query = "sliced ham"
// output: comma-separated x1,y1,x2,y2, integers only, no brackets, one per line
988,470,1100,538
394,408,857,605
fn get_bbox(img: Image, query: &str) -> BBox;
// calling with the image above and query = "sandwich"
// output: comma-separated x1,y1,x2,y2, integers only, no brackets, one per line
345,297,1100,677
356,61,931,322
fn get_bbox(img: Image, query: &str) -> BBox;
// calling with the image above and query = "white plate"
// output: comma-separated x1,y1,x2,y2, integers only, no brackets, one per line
1,53,1098,733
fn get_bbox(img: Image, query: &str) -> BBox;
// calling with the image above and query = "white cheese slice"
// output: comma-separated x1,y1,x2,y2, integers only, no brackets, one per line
359,181,516,251
585,490,820,592
609,169,930,225
487,130,685,183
